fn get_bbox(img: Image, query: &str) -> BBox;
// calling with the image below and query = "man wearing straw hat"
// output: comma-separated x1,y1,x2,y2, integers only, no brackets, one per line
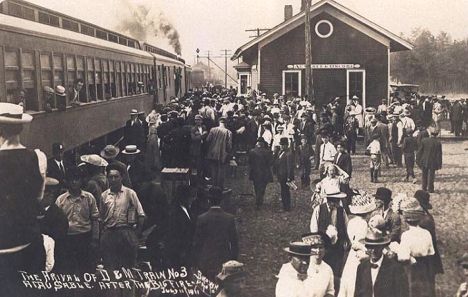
310,186,349,290
276,241,315,297
0,103,48,296
354,221,409,297
101,144,132,188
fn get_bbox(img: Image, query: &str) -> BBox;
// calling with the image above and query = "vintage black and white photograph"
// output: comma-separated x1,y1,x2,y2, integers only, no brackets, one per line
0,0,467,296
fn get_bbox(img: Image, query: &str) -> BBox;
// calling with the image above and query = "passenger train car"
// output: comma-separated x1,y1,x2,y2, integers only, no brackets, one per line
0,0,192,155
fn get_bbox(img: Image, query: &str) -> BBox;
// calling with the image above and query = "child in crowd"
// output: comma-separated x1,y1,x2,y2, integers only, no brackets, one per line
298,135,314,188
402,129,417,182
366,134,381,183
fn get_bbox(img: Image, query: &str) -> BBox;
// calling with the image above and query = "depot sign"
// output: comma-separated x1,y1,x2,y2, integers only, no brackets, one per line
286,64,361,69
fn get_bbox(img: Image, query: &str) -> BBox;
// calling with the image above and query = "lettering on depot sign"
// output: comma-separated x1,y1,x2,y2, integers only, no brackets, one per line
19,267,219,296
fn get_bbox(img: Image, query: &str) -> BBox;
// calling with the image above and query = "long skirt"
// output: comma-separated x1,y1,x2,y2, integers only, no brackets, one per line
338,249,362,297
406,256,436,297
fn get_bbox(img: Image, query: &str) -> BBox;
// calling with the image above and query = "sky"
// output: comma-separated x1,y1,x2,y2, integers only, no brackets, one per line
28,0,468,73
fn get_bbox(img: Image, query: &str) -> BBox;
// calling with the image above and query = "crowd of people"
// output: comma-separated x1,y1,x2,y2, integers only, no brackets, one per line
0,84,466,297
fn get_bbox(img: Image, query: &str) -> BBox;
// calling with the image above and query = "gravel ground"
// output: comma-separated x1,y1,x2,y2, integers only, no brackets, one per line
223,138,468,297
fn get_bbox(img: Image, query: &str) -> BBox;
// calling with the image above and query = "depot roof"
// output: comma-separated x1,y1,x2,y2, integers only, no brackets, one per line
231,0,413,60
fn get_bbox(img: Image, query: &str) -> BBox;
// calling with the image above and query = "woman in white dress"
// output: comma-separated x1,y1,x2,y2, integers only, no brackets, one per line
338,190,377,297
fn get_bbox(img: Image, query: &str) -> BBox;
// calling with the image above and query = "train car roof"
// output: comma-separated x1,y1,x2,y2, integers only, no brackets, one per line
0,14,184,65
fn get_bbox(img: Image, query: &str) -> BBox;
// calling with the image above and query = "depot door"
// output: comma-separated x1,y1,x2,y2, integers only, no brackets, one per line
282,70,302,97
347,69,366,108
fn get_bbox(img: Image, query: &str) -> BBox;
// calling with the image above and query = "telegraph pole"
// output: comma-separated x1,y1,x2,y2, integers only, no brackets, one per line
221,49,232,88
304,0,314,101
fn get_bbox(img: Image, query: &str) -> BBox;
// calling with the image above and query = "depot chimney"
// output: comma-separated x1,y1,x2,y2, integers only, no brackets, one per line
284,5,293,21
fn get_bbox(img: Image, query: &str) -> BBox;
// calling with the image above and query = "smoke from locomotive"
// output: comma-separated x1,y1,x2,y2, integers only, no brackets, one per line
117,0,182,55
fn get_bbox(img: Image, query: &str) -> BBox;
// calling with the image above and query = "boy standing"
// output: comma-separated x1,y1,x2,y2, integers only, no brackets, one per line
366,134,381,183
402,129,417,182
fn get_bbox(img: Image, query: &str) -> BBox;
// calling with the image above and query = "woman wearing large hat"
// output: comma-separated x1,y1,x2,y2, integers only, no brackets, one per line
397,198,436,297
0,103,48,294
339,190,378,297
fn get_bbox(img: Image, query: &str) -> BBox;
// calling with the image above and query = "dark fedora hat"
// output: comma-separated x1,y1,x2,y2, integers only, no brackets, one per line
284,241,313,256
374,187,392,204
414,190,432,210
279,137,289,145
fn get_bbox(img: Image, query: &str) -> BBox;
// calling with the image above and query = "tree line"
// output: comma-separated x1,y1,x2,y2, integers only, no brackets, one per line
391,29,468,96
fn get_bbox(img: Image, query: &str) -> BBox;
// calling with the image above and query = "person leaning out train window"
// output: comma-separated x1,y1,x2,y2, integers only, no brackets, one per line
69,79,84,106
55,86,67,111
43,86,55,112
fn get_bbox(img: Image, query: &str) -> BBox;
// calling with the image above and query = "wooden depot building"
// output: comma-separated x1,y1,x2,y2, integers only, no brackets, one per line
231,0,413,108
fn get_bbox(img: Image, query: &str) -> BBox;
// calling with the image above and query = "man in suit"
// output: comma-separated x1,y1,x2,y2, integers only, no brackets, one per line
248,137,273,209
193,186,239,280
354,224,409,297
124,109,146,150
374,187,401,242
299,113,315,144
167,185,195,268
334,141,352,177
206,117,233,189
122,145,147,192
274,137,295,211
421,97,433,128
417,128,442,193
47,142,69,191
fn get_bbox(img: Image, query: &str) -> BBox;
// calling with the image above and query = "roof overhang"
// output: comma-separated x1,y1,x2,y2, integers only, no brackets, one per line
231,0,413,61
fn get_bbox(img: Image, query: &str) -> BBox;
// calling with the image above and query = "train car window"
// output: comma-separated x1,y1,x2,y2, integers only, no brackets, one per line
38,12,59,27
4,49,20,104
119,37,127,46
156,66,160,89
108,61,116,98
96,30,107,40
53,54,64,89
127,40,135,48
8,3,35,21
76,56,86,102
122,62,128,96
40,52,54,107
62,19,79,32
86,57,96,101
95,59,103,100
102,60,110,99
66,55,76,93
81,24,95,37
115,61,122,97
21,51,38,111
108,34,118,43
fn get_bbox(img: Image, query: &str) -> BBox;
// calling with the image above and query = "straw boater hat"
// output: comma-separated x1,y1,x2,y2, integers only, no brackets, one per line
284,242,313,256
216,260,246,282
130,109,138,115
301,232,330,248
400,197,424,222
55,85,66,97
45,177,59,187
122,145,140,155
0,103,33,124
80,154,109,167
349,190,377,214
100,145,120,159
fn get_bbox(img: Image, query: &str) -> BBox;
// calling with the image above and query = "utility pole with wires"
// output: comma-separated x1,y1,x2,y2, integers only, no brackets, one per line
245,28,270,38
220,49,232,88
206,51,211,82
304,0,314,101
